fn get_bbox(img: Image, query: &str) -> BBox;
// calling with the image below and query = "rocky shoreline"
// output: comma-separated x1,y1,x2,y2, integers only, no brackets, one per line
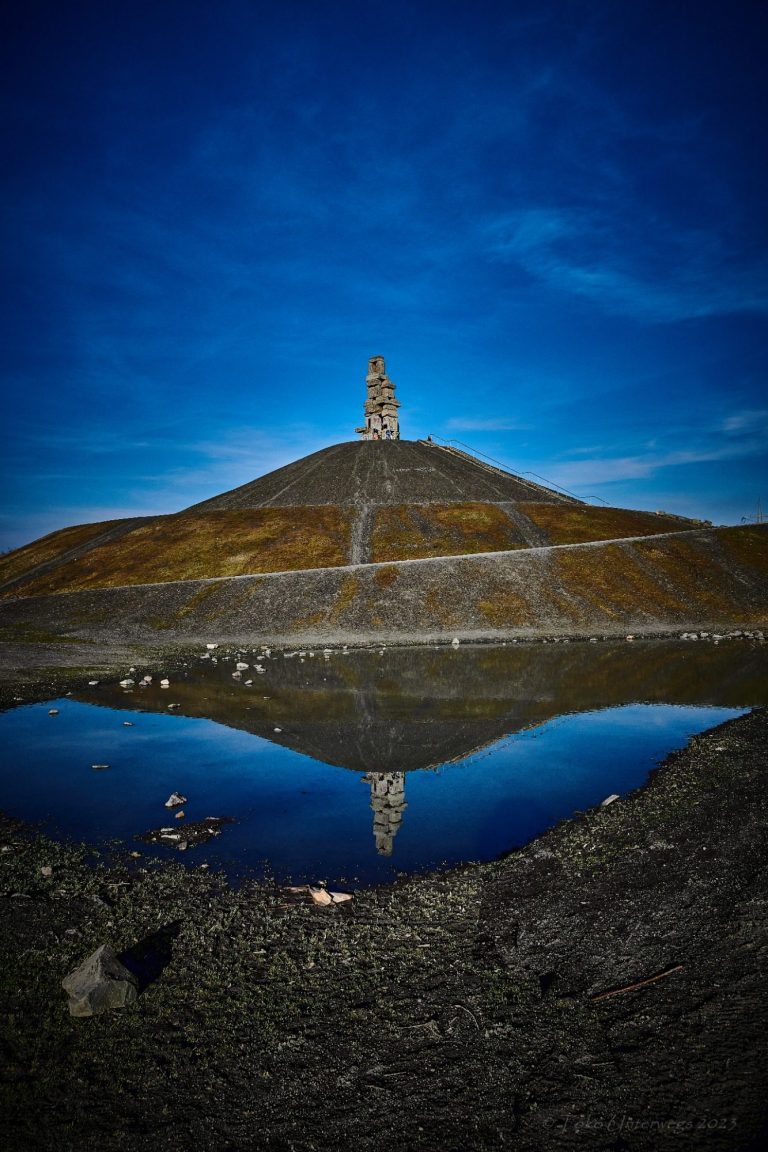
1,644,767,1150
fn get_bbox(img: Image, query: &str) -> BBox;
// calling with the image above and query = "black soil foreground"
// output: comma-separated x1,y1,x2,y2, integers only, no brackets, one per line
1,695,767,1150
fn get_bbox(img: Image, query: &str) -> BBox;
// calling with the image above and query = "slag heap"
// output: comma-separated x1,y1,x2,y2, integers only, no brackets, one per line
356,355,400,440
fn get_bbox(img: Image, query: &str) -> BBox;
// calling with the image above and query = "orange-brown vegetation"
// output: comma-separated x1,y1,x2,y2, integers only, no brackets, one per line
3,508,354,598
520,503,698,546
371,503,527,562
374,565,399,588
0,520,122,585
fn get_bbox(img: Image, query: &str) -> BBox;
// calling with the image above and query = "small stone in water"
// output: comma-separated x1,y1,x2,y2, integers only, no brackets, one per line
119,679,134,689
165,792,187,808
160,679,170,688
175,811,185,820
88,680,99,686
122,721,134,727
601,794,620,807
91,764,110,771
48,709,59,716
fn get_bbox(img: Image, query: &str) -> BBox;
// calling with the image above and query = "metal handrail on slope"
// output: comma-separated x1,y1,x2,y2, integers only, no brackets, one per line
422,434,609,505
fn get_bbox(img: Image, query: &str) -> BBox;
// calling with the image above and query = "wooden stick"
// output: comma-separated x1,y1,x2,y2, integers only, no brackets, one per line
590,964,684,1002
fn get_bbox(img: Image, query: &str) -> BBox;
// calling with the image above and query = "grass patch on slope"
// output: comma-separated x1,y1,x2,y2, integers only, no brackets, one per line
4,508,354,597
372,503,528,562
520,503,702,546
0,520,123,584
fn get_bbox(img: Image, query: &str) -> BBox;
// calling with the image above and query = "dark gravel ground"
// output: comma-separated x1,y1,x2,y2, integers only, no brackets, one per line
1,659,767,1151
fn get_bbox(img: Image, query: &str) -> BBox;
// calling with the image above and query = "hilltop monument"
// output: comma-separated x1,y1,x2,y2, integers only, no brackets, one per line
364,771,407,856
355,355,400,440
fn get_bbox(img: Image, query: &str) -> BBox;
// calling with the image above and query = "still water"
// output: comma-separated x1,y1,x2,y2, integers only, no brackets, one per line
1,641,765,885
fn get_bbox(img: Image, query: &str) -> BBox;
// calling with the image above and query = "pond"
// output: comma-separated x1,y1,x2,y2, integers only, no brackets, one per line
1,640,765,885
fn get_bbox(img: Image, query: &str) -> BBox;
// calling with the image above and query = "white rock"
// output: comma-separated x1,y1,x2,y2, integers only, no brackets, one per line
451,637,460,647
600,794,620,807
232,671,242,679
164,792,187,808
309,886,333,906
206,644,218,650
88,680,99,686
119,679,135,689
48,709,59,716
625,635,635,642
236,662,249,670
160,679,170,688
274,727,282,733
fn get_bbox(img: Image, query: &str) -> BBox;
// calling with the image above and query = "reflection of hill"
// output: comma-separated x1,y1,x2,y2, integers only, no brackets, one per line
73,642,768,774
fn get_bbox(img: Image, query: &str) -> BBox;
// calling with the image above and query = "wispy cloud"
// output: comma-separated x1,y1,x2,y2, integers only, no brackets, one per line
546,437,766,491
483,208,768,322
445,417,531,432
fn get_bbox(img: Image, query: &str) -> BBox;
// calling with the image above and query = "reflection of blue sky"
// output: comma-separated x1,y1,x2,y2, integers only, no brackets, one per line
0,699,745,884
2,1,766,546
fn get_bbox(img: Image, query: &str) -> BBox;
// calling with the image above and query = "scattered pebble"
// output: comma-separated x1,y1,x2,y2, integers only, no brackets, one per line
600,794,620,807
48,709,59,716
91,764,110,771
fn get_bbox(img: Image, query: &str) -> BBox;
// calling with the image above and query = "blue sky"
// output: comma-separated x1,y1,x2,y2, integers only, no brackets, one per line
2,0,766,549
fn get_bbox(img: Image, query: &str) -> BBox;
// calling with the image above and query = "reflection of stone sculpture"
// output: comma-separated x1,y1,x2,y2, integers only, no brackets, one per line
364,771,407,855
355,355,400,440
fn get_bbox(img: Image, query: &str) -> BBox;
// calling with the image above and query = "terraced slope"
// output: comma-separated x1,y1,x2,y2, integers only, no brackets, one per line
1,525,764,645
0,440,705,600
2,502,701,598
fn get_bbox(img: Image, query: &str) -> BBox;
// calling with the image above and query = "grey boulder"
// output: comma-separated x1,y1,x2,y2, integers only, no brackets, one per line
62,944,138,1017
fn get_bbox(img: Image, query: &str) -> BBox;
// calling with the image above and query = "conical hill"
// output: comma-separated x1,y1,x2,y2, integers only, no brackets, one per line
0,438,703,600
183,439,577,511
